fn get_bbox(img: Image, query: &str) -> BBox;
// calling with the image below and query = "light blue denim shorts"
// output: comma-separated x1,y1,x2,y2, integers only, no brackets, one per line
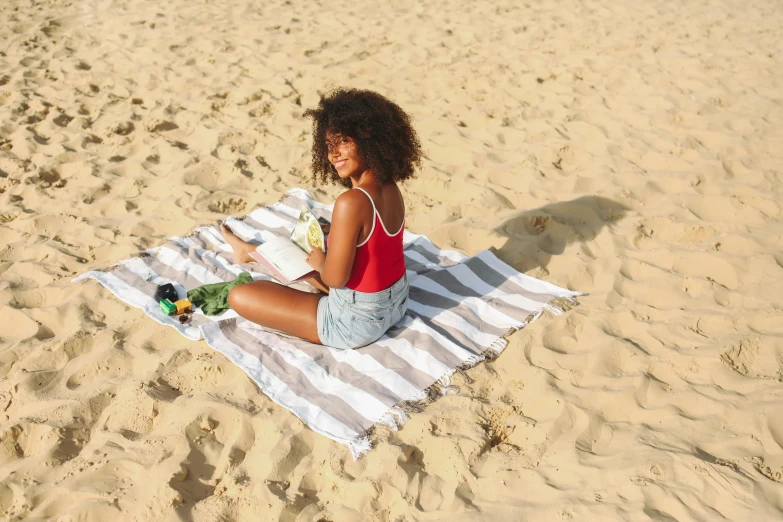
317,274,409,350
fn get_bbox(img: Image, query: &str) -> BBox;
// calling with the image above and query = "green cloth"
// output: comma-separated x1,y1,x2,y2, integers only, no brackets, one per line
187,272,253,316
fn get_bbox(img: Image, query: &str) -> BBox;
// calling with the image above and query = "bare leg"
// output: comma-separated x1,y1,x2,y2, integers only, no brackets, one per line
221,223,324,342
228,281,323,344
220,223,256,263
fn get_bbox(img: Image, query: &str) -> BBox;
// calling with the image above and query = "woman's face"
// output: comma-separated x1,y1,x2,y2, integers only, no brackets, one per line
326,132,363,179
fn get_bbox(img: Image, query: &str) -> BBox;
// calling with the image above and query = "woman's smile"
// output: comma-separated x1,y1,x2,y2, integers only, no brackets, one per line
326,132,364,178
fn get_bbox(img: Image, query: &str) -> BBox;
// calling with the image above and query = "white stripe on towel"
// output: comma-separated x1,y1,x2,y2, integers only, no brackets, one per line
406,300,498,348
444,263,545,312
374,335,452,380
203,323,360,443
238,322,391,422
476,250,581,299
410,277,523,331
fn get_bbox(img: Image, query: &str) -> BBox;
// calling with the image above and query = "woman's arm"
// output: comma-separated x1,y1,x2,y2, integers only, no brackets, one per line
306,190,365,288
305,274,330,294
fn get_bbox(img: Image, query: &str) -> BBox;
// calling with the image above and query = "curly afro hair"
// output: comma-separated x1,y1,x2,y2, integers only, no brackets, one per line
304,89,422,188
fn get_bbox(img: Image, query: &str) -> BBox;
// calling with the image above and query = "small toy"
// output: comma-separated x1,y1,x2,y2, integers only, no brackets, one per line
160,298,192,316
173,298,192,314
160,299,177,315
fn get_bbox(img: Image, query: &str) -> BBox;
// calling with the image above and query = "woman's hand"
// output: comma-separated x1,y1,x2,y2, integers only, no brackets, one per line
306,248,326,273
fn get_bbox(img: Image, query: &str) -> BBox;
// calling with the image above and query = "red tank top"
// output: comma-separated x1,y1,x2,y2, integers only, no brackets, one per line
327,187,406,292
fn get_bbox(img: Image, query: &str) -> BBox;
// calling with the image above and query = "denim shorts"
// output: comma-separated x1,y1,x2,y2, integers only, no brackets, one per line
317,274,409,350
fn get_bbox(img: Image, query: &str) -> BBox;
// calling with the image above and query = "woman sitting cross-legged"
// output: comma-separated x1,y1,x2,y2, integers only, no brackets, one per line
219,88,421,349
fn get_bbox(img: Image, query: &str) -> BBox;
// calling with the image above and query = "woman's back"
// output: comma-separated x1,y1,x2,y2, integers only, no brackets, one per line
344,185,405,292
353,182,405,244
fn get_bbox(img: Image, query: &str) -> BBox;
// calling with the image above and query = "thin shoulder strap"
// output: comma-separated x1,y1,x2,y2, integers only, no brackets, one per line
353,187,377,247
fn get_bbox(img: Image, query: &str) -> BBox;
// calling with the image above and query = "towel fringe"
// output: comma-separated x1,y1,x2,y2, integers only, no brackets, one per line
376,405,409,431
458,353,486,369
437,370,455,386
406,389,429,403
543,295,582,317
487,336,509,356
348,436,373,460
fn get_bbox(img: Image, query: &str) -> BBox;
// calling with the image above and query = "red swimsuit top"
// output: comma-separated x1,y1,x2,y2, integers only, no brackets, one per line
327,187,406,292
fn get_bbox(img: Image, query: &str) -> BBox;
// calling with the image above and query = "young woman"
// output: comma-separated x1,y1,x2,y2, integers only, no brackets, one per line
219,88,421,349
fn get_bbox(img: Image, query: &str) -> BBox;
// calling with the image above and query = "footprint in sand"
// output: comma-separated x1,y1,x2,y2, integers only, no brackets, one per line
721,337,782,381
82,183,111,204
521,404,581,469
28,168,66,189
265,429,315,487
207,197,246,214
256,428,323,518
575,415,616,456
59,330,103,362
0,421,80,467
112,121,135,136
182,164,229,191
148,120,179,132
524,214,549,235
52,112,73,128
143,377,183,403
20,370,60,396
169,410,255,511
100,382,157,440
0,481,30,519
80,134,103,149
64,336,132,390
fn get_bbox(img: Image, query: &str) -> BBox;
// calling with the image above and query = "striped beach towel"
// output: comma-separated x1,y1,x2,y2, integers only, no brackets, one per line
74,188,581,457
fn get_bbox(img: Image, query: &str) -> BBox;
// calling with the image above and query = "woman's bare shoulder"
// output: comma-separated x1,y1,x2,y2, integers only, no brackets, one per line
334,188,372,215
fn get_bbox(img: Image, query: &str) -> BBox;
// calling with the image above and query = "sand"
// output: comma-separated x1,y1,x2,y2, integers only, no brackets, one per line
1,0,782,519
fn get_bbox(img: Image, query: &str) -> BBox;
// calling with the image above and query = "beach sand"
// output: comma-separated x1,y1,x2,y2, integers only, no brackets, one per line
1,0,782,520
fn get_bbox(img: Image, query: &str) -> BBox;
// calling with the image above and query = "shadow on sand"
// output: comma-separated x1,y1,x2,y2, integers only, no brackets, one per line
488,196,629,275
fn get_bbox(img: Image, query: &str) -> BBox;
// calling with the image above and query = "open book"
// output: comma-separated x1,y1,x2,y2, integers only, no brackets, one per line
249,207,330,285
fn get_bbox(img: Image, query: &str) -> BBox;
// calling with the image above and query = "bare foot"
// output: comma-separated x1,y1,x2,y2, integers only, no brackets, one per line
220,223,256,264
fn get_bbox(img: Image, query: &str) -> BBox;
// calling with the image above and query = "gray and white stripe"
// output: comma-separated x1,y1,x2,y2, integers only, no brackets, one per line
75,188,581,457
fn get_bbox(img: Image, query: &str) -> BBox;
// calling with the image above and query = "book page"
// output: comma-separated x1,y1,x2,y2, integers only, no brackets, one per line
254,236,313,282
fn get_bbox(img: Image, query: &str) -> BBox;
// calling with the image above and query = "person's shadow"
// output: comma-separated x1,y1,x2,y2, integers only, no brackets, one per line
488,196,629,275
